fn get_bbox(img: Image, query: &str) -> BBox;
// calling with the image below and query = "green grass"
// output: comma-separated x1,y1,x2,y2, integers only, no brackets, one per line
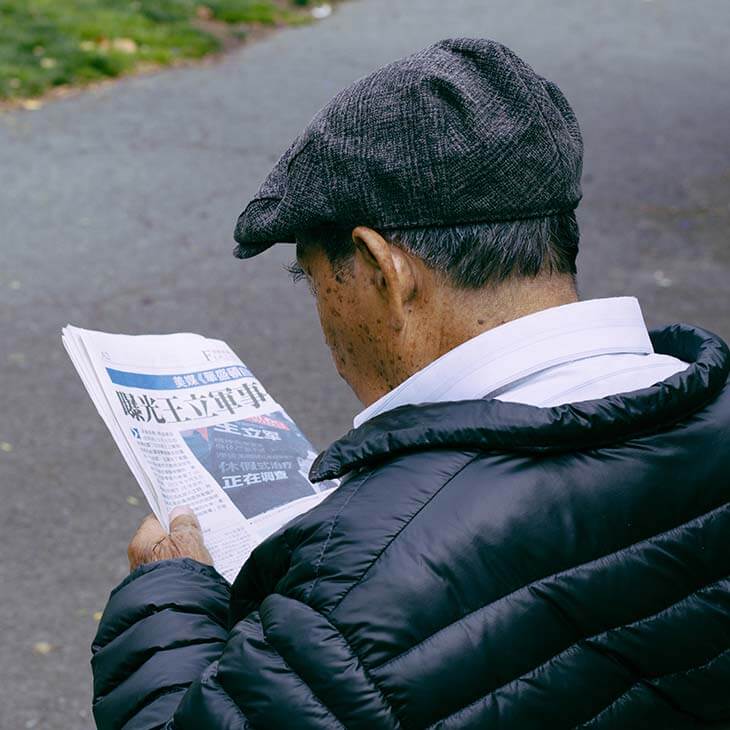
0,0,315,101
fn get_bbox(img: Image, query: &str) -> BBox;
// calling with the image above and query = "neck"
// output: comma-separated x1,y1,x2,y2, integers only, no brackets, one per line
436,273,578,355
356,273,578,407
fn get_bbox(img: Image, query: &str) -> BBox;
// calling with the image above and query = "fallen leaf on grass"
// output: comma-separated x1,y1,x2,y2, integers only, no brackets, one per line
112,38,138,54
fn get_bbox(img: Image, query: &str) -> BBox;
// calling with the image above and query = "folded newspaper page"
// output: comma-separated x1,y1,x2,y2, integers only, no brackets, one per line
62,325,336,582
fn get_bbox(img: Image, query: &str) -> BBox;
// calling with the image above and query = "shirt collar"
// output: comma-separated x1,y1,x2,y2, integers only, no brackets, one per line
353,297,654,428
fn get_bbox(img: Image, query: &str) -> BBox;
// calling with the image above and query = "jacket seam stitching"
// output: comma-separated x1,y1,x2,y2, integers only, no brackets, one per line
169,661,250,730
93,602,229,655
93,635,226,700
94,607,228,659
260,621,348,730
97,682,189,730
420,566,730,728
330,454,481,615
572,646,730,729
375,502,729,673
294,597,403,729
306,472,376,603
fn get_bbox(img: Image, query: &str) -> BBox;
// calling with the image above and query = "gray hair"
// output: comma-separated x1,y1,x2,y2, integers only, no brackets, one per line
295,211,579,289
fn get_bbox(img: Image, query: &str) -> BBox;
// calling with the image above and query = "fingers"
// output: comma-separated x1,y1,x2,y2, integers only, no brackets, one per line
128,513,165,571
168,505,213,567
127,507,213,572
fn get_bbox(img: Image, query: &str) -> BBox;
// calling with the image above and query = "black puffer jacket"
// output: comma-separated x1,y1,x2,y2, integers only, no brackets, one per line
92,325,730,729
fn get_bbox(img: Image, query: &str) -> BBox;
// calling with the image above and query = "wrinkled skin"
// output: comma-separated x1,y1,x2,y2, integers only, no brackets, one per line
296,226,433,406
128,507,212,571
296,225,578,407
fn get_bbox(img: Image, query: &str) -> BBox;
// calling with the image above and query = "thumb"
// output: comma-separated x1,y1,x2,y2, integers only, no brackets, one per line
168,505,213,566
169,505,201,534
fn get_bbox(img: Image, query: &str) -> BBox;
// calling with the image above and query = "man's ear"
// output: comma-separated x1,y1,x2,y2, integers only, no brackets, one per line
351,227,417,322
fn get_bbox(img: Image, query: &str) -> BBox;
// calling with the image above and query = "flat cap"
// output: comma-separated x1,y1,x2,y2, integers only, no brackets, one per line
234,37,583,258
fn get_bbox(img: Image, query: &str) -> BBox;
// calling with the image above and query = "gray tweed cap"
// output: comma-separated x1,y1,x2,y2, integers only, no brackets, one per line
234,37,583,258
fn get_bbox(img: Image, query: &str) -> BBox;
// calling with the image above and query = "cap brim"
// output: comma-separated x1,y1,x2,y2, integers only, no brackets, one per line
233,241,277,259
233,196,297,259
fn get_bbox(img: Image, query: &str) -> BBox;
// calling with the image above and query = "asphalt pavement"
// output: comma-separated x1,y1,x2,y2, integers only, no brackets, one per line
1,1,729,727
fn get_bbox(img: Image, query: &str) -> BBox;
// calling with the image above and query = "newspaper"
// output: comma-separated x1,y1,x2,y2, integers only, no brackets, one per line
62,325,337,582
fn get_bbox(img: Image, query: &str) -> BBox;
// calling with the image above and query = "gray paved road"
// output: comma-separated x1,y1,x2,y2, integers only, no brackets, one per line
1,1,729,727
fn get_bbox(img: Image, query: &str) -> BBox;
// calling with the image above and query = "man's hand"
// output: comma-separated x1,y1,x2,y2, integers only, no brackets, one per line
128,506,213,572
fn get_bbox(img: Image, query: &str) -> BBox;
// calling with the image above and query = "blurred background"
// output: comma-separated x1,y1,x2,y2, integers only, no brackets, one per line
1,0,729,727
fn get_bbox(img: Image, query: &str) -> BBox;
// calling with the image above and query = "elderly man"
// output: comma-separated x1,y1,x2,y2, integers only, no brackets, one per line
92,39,730,729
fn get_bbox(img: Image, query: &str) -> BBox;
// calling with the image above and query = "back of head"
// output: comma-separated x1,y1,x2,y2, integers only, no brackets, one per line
233,38,585,402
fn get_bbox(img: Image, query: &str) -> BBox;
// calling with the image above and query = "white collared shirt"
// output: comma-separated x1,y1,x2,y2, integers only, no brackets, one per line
354,297,689,428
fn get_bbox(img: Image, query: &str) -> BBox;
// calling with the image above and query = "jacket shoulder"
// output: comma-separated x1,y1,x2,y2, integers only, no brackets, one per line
227,418,730,727
231,448,477,617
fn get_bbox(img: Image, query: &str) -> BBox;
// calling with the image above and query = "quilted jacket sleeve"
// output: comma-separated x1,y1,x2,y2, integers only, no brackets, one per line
91,511,398,730
91,559,233,730
167,593,398,730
